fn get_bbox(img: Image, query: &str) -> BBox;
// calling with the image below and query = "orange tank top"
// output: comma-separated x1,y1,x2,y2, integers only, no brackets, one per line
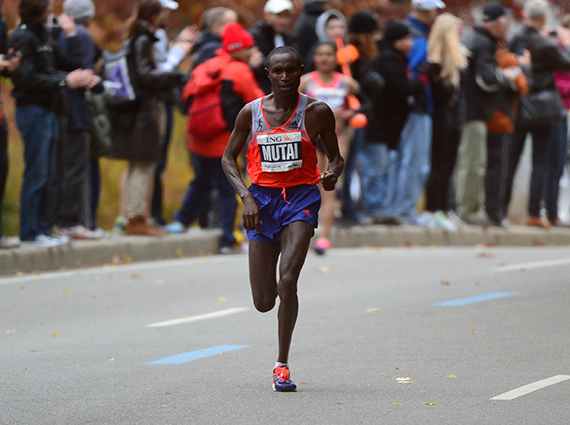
246,93,319,188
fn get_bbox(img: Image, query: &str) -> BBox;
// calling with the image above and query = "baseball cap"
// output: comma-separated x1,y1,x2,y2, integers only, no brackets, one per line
63,0,95,23
159,0,179,10
222,22,256,53
383,20,411,43
482,2,510,22
264,0,294,14
412,0,446,11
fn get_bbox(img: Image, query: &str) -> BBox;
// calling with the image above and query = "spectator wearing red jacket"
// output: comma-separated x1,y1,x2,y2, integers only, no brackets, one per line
167,23,264,253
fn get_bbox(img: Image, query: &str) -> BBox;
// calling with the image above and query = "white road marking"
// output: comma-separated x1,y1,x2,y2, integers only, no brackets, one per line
0,256,230,286
491,375,570,400
491,258,570,273
146,307,248,328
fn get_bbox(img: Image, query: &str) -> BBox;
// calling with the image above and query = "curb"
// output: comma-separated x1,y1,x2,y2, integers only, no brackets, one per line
1,225,569,277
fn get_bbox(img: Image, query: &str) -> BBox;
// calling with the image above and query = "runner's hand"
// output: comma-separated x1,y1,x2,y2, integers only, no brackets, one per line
320,170,338,192
242,195,261,233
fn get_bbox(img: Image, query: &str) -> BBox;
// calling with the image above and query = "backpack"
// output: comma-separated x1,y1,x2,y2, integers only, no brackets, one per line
102,37,140,108
185,69,228,140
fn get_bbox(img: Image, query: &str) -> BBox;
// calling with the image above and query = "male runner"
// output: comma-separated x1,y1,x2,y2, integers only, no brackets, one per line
222,46,343,392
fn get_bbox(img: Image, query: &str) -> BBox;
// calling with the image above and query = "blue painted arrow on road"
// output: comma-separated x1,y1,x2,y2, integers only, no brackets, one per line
434,292,521,307
146,345,251,364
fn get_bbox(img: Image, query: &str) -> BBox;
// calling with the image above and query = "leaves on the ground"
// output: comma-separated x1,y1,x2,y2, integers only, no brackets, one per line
153,279,165,285
449,374,457,378
175,248,185,258
123,255,133,264
131,274,142,279
315,266,330,273
366,308,380,313
477,252,494,258
424,402,436,405
441,280,450,286
396,377,413,383
51,333,58,337
61,289,69,294
217,297,226,302
6,330,15,334
393,402,401,405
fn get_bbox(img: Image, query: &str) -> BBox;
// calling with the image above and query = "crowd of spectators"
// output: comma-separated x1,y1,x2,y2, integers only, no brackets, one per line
1,0,570,255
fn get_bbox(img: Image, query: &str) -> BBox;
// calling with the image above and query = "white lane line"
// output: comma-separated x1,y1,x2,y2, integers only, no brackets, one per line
491,258,570,273
491,375,570,400
0,256,231,286
146,307,248,328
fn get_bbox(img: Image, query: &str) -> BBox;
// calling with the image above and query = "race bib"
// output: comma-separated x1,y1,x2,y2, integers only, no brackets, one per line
257,131,303,172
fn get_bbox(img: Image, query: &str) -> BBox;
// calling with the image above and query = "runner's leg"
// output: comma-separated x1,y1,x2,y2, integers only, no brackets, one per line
276,220,313,363
248,240,280,312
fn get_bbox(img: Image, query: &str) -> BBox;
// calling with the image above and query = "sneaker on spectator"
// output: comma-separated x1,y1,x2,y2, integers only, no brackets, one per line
24,234,68,247
84,228,105,240
0,236,20,249
112,217,128,236
166,221,187,234
313,237,330,255
62,225,87,240
447,211,464,228
433,211,457,231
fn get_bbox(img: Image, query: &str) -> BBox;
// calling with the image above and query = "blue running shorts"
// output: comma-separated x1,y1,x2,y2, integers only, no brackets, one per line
247,184,321,244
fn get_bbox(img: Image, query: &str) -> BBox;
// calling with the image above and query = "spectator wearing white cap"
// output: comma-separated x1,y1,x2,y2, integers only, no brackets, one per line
382,0,445,224
249,0,295,93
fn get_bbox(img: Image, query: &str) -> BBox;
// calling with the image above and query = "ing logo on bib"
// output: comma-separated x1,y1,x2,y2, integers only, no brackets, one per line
257,131,303,172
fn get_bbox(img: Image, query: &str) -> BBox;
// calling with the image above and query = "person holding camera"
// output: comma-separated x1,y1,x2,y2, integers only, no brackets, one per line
8,0,99,246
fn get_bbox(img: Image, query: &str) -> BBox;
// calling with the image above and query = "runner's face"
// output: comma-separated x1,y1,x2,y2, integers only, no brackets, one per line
314,44,336,73
266,53,303,96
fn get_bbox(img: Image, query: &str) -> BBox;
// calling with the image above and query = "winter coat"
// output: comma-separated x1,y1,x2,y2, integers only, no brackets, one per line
190,30,222,70
292,1,326,65
8,21,83,111
462,26,512,122
509,25,570,94
183,50,264,158
367,41,425,149
111,23,185,163
249,19,294,94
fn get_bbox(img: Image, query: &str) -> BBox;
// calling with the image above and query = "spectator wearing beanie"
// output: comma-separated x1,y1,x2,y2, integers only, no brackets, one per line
362,20,426,223
53,0,105,240
168,23,264,254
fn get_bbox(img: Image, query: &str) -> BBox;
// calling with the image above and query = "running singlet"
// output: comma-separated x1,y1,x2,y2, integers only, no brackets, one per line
247,93,319,188
304,71,349,112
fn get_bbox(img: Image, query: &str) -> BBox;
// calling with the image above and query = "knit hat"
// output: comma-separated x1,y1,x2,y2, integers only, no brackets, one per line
63,0,95,23
348,11,379,34
222,22,255,53
383,20,411,43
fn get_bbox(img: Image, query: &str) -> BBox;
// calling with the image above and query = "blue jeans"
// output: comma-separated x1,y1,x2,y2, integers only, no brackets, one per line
385,113,432,218
544,119,568,221
359,142,390,216
16,106,58,241
340,127,365,222
174,153,237,248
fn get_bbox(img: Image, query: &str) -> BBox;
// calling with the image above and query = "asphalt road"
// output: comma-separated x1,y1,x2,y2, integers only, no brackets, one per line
2,246,570,425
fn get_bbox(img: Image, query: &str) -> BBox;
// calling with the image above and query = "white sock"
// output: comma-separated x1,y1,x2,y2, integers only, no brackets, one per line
274,362,287,369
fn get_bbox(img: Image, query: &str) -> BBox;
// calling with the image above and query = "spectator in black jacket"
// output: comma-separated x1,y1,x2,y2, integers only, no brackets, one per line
362,20,426,224
292,0,335,66
505,0,570,229
8,0,98,246
190,7,237,70
250,0,295,94
454,2,517,225
0,0,22,249
54,0,104,240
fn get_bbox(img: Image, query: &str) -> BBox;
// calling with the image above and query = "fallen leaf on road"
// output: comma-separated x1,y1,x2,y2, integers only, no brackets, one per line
424,402,435,405
123,255,133,264
533,239,545,247
110,255,122,265
448,374,457,378
20,285,26,290
395,367,402,370
61,289,69,294
59,266,67,271
15,271,24,276
336,402,343,405
217,297,226,302
469,328,476,332
175,248,185,258
480,242,496,248
315,266,330,273
153,280,165,285
404,243,418,248
6,330,15,334
393,402,401,405
449,269,455,273
366,308,380,313
131,274,142,279
92,277,100,282
108,358,116,361
441,280,450,286
477,252,494,258
396,377,413,384
299,382,308,385
51,333,58,337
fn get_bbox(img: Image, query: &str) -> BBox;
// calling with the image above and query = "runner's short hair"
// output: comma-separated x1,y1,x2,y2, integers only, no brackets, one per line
266,46,303,70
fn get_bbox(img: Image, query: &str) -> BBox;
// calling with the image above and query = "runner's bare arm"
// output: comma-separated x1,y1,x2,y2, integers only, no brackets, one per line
343,75,361,95
222,104,261,232
307,100,344,191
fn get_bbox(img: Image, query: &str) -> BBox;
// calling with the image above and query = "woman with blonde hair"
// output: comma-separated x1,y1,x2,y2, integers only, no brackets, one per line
423,12,467,230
